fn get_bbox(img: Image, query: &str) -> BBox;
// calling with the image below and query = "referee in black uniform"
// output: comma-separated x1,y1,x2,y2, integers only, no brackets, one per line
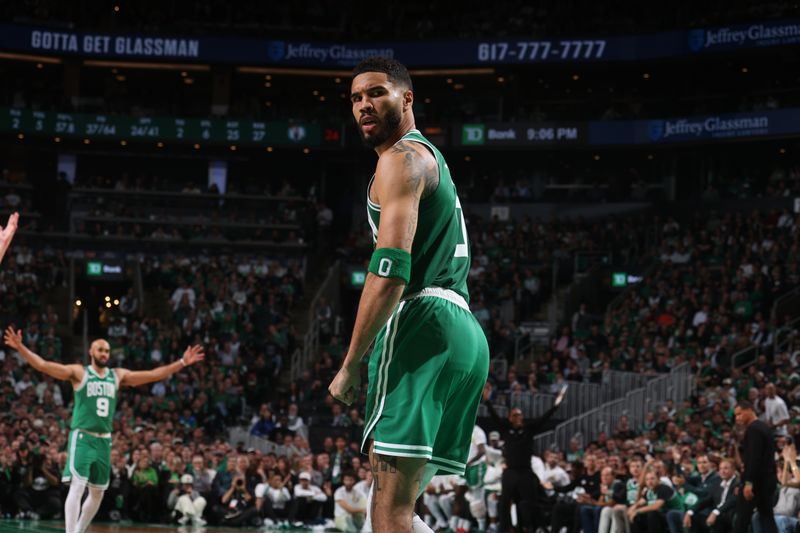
733,400,777,533
483,383,566,533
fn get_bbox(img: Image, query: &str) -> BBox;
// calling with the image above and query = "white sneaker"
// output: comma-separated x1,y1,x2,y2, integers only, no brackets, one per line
192,516,207,527
178,515,191,525
263,517,276,527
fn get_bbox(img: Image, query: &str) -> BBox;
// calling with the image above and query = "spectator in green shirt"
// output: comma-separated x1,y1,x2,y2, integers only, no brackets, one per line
130,456,160,522
627,470,674,533
666,465,700,533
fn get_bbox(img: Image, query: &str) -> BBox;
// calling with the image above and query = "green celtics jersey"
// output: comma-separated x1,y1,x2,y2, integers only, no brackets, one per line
366,129,471,301
71,366,118,433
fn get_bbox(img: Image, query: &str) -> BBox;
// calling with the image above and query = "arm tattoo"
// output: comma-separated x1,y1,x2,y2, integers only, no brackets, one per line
389,141,439,248
390,141,440,200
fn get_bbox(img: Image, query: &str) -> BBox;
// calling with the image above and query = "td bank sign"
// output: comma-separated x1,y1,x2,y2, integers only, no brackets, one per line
461,123,520,145
462,124,485,145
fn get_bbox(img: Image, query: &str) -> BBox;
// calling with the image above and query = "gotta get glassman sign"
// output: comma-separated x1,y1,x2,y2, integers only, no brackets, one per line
1,19,800,66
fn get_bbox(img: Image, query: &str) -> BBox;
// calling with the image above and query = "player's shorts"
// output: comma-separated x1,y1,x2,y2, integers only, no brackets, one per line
61,429,112,489
464,462,487,488
362,287,490,476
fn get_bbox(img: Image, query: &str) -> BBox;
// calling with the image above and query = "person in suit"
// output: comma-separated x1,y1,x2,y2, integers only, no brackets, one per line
684,458,738,533
683,454,722,532
733,401,778,533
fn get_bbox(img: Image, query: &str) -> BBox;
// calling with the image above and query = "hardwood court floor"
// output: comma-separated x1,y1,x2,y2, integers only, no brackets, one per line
0,520,315,532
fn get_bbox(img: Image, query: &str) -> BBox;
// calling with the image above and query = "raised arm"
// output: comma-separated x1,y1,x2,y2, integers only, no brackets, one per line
482,383,510,429
4,327,83,384
329,141,433,405
525,386,567,433
117,345,204,387
0,212,19,264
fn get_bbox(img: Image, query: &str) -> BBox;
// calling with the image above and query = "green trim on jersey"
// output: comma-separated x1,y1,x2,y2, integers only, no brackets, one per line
71,366,119,434
366,129,471,302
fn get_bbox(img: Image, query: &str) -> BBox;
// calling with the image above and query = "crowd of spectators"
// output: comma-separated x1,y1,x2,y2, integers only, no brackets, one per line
595,209,800,381
105,252,305,426
4,340,800,532
415,362,800,533
0,245,67,356
2,165,800,532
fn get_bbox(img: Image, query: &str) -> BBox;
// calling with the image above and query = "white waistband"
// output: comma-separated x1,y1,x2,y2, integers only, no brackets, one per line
77,429,112,439
402,287,470,311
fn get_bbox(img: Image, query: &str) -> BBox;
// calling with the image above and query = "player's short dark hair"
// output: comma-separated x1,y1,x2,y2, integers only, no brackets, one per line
736,400,754,412
341,470,357,480
352,57,413,91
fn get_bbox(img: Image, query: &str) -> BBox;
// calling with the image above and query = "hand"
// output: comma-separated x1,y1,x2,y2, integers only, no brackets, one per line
0,212,18,264
683,513,692,528
555,385,567,406
627,508,637,522
181,345,205,366
3,327,23,351
329,365,360,406
542,481,554,490
744,483,754,501
706,512,717,526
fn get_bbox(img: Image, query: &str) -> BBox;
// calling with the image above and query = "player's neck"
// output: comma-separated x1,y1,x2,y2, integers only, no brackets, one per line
374,118,416,157
90,363,109,377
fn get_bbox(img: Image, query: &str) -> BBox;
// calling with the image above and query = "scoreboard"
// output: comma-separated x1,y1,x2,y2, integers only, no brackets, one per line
0,107,342,147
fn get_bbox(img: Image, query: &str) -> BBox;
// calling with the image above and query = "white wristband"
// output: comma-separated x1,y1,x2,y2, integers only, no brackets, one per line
180,358,187,367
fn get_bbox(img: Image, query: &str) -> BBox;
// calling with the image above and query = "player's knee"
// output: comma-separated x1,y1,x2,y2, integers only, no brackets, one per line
372,509,414,533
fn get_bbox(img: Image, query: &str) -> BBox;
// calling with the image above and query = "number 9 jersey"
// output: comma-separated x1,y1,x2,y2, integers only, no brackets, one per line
71,366,118,434
366,129,471,303
62,366,118,490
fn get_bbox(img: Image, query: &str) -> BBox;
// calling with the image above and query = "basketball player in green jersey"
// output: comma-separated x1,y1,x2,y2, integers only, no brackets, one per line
3,326,204,533
329,57,490,533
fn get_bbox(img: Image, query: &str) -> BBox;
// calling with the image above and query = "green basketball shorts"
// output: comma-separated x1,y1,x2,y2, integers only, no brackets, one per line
362,287,490,476
464,462,487,488
61,429,112,489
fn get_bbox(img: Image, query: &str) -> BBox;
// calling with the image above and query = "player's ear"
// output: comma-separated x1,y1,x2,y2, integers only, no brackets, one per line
403,89,413,111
